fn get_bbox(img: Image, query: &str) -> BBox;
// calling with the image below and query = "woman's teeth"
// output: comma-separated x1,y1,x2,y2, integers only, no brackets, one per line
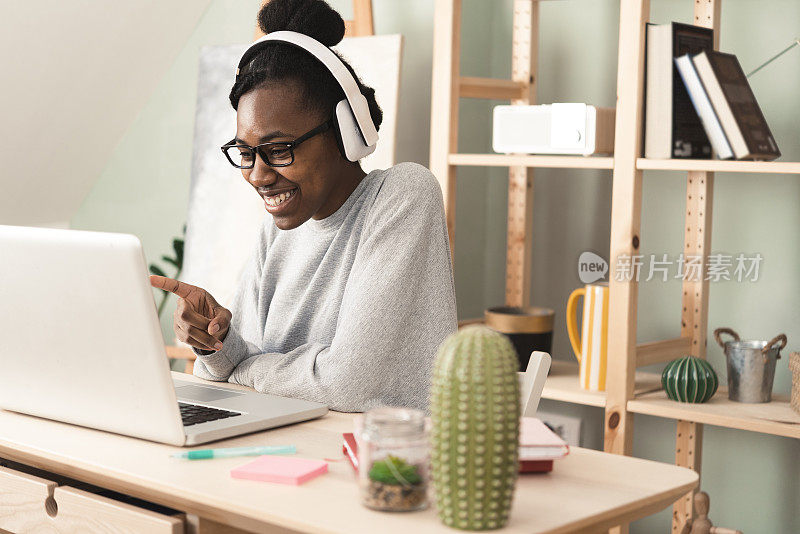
265,188,296,207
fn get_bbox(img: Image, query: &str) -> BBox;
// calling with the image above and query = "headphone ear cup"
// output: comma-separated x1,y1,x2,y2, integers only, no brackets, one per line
334,99,377,162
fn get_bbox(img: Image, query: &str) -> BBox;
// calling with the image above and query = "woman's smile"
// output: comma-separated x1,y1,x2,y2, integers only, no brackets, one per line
262,186,299,213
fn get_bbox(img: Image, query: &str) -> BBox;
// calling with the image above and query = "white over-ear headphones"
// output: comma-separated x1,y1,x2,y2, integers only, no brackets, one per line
235,30,378,162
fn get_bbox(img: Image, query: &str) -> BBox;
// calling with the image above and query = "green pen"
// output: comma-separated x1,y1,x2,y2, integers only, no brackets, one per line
171,445,296,460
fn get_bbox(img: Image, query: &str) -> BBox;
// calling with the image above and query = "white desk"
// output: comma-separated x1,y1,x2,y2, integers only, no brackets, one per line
0,372,697,533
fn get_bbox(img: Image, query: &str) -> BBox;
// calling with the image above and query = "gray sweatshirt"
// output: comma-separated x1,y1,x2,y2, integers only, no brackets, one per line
192,162,458,412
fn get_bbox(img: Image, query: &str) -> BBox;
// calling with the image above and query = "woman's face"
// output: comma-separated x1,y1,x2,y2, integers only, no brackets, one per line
234,80,355,230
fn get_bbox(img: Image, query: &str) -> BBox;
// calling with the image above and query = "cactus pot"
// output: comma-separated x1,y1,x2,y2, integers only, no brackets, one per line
662,356,718,403
430,325,520,530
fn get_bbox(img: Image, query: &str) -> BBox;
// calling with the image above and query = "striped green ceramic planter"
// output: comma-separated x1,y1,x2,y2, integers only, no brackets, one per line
662,356,719,403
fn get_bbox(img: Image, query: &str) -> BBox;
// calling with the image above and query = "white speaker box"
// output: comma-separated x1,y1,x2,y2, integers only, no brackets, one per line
492,103,615,156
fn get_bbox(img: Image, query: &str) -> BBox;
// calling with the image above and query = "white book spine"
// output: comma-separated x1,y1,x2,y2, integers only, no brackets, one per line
674,55,734,160
644,24,673,159
692,52,750,158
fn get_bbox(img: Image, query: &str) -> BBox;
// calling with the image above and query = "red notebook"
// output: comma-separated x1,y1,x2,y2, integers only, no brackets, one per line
342,418,567,475
342,432,359,471
518,417,569,473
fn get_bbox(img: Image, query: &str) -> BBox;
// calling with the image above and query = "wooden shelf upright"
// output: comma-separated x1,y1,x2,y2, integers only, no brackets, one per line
429,1,800,533
430,0,539,308
605,2,720,531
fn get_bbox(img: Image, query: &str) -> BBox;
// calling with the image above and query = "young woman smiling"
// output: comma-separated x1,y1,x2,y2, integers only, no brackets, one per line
150,0,456,412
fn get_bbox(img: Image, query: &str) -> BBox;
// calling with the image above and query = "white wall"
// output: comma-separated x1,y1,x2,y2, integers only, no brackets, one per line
0,0,210,226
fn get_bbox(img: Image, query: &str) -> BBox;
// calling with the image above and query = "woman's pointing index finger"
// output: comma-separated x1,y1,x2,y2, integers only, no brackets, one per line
149,275,196,299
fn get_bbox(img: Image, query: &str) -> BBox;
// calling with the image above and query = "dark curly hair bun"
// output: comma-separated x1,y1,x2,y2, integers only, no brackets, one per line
229,0,383,157
258,0,345,47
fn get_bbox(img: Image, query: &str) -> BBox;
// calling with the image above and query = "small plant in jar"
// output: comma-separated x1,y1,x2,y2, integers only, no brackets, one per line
358,407,429,512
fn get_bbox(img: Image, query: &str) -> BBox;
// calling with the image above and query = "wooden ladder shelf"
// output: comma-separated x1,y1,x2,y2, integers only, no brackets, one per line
429,1,798,532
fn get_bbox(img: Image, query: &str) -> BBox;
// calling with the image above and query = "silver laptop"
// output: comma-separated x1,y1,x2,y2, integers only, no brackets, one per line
0,224,328,446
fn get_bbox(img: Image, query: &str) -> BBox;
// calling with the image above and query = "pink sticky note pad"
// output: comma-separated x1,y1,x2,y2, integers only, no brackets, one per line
230,456,328,485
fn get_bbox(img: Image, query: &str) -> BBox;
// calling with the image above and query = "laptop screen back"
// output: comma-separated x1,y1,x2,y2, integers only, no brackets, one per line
0,225,186,445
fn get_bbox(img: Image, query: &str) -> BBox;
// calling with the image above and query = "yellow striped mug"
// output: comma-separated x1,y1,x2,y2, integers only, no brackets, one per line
566,282,609,391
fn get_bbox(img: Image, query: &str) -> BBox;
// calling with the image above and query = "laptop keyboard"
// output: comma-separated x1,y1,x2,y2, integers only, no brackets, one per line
178,402,242,427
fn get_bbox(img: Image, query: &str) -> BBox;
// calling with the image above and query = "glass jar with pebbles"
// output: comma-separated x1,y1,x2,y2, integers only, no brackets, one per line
357,406,429,512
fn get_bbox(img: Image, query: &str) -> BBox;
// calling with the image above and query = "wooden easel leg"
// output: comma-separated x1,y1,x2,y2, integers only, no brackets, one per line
349,0,374,37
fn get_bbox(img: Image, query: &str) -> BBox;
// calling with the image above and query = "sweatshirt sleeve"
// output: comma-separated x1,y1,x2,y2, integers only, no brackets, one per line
195,164,458,412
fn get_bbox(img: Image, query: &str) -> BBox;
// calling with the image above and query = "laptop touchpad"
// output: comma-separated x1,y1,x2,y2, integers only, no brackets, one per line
175,384,245,402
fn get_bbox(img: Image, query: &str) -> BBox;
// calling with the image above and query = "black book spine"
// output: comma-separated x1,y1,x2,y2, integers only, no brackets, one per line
706,51,781,160
671,23,714,159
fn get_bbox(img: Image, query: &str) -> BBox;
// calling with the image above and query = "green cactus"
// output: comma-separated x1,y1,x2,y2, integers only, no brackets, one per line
430,325,520,530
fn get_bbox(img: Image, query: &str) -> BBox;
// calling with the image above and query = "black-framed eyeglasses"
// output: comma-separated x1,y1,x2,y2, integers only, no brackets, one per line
221,118,333,169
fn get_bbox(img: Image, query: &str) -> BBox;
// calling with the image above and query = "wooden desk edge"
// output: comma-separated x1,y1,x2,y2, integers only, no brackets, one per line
0,374,701,534
550,474,698,534
0,438,699,534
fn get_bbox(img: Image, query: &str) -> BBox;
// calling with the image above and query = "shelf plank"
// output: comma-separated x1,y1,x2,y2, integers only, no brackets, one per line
636,337,692,367
458,76,528,100
637,158,800,174
542,361,607,407
542,360,662,408
628,389,800,439
449,153,614,169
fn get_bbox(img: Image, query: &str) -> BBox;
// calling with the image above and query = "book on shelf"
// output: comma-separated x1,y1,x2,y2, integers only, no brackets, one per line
692,50,781,161
644,22,714,159
674,54,734,160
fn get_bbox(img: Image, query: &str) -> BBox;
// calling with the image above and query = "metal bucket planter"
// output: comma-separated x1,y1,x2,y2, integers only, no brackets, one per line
714,328,787,403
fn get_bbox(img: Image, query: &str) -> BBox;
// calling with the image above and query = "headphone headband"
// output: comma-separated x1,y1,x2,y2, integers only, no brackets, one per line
236,30,378,147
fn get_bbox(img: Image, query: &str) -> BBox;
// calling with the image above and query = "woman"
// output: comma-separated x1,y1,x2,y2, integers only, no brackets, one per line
150,0,457,412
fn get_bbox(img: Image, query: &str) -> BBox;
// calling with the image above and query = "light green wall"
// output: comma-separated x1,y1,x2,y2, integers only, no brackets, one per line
485,1,800,532
71,0,265,340
72,1,800,532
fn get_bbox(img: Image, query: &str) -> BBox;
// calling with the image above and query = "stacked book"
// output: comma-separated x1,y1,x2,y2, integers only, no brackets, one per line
518,416,569,473
342,417,569,475
645,22,780,161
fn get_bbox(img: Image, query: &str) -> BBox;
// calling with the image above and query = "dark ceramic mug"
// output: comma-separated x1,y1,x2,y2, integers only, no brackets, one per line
484,306,554,371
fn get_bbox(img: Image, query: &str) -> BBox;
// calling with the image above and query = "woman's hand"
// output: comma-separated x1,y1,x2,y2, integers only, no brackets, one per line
149,275,232,352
